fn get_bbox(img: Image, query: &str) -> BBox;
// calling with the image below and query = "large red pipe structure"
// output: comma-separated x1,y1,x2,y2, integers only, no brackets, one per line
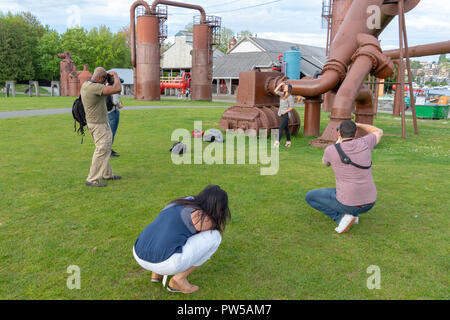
221,0,421,140
383,40,450,59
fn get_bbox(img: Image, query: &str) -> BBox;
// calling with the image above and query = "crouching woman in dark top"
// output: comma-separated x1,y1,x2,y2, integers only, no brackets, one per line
133,185,231,294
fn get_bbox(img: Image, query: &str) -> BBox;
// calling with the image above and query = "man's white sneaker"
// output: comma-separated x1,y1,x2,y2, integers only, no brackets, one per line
354,217,359,224
335,214,356,234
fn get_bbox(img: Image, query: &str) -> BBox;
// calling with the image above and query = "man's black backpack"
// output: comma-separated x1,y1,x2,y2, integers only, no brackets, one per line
72,95,87,144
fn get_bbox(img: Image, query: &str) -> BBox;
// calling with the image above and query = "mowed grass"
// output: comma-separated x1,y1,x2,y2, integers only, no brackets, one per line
0,96,232,111
0,106,448,300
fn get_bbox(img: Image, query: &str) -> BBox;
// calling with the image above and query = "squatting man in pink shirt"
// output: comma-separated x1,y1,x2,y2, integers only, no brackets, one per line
305,120,383,234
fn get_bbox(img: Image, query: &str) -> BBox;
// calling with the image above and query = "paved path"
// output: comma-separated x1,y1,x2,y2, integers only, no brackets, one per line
1,105,447,119
0,105,228,119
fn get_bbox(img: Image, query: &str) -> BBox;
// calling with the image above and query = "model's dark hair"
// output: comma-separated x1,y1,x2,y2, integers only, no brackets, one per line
338,120,357,138
287,84,293,94
170,185,231,233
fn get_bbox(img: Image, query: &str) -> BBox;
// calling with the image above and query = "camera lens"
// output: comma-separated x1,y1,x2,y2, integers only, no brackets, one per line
106,74,114,85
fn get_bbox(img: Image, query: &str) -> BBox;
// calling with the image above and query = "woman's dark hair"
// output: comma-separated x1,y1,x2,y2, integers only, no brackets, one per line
287,84,293,94
170,185,231,233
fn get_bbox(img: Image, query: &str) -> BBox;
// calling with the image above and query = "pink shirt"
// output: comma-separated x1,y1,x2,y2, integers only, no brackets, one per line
323,133,377,206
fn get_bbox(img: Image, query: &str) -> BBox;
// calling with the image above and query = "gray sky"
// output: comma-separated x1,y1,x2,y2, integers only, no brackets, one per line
1,0,448,62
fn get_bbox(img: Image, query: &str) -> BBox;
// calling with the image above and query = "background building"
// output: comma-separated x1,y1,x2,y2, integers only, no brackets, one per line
161,30,225,76
212,36,327,95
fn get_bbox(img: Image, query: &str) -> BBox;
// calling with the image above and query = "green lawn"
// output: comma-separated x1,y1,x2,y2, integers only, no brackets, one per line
0,96,232,111
0,106,448,299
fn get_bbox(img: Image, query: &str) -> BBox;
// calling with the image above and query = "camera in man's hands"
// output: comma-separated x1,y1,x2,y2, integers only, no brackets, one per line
106,74,114,85
106,73,124,86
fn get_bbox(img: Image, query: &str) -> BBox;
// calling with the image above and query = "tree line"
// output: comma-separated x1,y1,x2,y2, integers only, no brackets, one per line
0,12,253,83
0,12,131,82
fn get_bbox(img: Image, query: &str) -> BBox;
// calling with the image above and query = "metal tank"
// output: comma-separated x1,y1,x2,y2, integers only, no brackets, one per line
283,48,301,80
136,14,161,100
130,1,161,101
191,23,213,100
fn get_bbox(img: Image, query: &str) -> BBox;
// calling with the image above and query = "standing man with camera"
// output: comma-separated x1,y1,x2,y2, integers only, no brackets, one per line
305,120,383,234
81,67,122,187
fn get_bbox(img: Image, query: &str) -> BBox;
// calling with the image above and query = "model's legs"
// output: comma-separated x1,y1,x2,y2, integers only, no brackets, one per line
169,230,222,293
283,114,291,142
278,114,289,142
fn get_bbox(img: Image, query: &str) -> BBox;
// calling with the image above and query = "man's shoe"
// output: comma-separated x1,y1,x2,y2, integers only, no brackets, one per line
85,180,107,187
111,150,120,157
103,175,122,180
335,214,356,234
354,217,359,224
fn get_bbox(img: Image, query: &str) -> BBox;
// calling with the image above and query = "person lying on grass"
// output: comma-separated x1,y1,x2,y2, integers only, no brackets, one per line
305,120,383,234
133,185,231,294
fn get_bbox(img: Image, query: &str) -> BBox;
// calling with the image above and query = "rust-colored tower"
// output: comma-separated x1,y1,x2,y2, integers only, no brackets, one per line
131,1,163,101
191,21,216,100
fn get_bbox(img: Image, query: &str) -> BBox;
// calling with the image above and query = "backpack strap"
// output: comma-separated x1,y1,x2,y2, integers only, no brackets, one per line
334,143,372,170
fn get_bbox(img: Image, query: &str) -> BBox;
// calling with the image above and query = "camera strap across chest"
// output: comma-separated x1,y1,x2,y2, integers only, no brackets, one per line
334,143,372,170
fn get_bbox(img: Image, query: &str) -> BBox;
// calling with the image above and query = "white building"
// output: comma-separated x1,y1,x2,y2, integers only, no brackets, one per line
161,30,225,76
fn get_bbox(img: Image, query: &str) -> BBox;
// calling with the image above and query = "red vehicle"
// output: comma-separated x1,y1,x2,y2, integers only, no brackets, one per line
160,72,191,94
392,84,424,95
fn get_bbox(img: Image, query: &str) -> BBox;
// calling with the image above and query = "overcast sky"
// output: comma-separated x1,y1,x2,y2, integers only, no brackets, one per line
1,0,448,62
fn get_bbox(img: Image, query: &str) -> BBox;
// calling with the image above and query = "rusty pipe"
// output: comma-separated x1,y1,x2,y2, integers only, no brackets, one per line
383,40,450,59
332,34,393,120
332,56,375,120
354,84,375,126
130,1,151,69
151,0,206,23
269,0,419,98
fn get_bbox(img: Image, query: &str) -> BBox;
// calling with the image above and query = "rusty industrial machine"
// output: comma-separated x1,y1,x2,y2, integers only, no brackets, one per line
219,71,301,136
220,0,427,145
130,0,220,101
57,51,92,97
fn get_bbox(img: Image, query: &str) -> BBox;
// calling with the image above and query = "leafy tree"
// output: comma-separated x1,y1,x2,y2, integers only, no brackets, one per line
0,12,45,81
438,54,448,64
216,27,235,53
410,60,421,69
36,28,62,80
60,27,93,71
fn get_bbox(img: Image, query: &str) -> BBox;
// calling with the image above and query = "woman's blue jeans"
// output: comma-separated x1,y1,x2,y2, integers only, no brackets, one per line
305,188,375,224
108,109,120,145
